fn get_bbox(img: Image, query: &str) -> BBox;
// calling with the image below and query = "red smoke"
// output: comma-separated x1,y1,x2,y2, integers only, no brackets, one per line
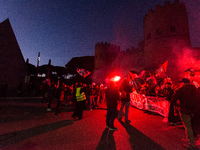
176,47,200,84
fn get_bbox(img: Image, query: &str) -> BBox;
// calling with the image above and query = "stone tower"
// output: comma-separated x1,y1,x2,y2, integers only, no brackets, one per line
93,42,120,83
0,19,28,95
143,0,191,80
94,42,120,70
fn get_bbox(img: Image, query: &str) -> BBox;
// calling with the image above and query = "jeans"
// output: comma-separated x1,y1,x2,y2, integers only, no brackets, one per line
180,112,196,147
106,107,117,128
118,101,130,121
55,99,61,115
90,96,97,108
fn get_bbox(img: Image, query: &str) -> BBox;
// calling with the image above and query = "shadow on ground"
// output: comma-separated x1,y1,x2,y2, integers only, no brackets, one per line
0,119,74,148
119,120,165,150
96,128,116,150
0,100,73,124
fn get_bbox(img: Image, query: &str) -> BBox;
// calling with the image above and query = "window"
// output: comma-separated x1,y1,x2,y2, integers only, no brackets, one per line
170,26,176,32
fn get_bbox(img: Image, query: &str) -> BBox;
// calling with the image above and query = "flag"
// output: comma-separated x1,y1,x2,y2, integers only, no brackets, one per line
128,72,140,88
76,68,91,78
146,75,157,85
155,60,168,77
162,60,168,72
127,74,132,82
139,70,146,79
155,66,164,75
129,71,138,80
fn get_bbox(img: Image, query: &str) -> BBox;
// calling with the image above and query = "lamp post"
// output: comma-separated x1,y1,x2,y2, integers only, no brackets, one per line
35,52,40,95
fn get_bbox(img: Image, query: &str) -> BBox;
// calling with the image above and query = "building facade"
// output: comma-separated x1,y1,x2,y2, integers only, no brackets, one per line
93,0,198,83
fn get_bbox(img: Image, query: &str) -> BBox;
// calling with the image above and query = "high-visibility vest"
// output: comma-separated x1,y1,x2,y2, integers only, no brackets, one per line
76,87,86,102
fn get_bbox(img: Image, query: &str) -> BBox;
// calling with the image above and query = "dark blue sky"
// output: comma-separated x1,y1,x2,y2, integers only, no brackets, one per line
0,0,199,67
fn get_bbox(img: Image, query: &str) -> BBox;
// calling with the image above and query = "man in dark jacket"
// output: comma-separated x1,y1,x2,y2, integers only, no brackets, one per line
118,79,132,124
172,78,197,149
105,81,119,131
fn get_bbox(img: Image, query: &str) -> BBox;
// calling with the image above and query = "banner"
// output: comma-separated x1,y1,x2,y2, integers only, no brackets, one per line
130,92,170,118
130,92,146,110
144,96,170,118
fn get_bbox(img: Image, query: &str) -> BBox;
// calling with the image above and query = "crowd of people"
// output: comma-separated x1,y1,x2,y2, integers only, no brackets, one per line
41,80,107,117
106,76,200,149
40,75,200,149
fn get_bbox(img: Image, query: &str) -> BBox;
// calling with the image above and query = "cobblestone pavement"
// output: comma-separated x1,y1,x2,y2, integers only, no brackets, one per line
0,97,199,150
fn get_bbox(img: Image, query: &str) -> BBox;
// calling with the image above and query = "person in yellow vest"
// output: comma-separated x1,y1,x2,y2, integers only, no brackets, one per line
71,82,86,120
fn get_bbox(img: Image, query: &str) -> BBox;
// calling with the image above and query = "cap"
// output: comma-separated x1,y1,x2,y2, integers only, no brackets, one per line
178,78,190,83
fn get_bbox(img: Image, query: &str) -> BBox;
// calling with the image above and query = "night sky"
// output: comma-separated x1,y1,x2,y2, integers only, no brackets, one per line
0,0,199,67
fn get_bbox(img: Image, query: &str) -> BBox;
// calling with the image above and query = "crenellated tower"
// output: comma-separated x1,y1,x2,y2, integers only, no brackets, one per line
94,42,120,70
93,42,120,83
143,0,191,73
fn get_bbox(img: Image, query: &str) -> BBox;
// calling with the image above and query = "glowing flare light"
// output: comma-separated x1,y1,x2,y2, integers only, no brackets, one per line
111,76,121,82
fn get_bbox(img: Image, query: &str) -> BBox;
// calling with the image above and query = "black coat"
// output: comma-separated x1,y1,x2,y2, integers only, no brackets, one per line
119,84,132,102
105,87,119,108
172,84,197,115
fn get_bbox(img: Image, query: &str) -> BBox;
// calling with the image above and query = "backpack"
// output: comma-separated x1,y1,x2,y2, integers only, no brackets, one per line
120,90,126,98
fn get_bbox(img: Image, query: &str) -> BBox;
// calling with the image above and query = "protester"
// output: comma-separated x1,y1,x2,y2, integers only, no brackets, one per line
105,81,119,131
87,84,92,110
47,83,54,112
118,79,133,124
163,82,182,126
191,85,200,142
41,78,51,103
155,85,162,97
71,82,86,120
64,84,72,106
54,83,65,117
82,83,88,110
83,84,91,110
99,83,106,104
171,78,198,149
95,84,100,107
147,82,156,96
90,84,97,109
41,82,49,103
139,83,149,95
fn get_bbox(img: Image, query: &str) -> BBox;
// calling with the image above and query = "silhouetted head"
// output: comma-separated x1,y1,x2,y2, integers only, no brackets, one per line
109,81,115,88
